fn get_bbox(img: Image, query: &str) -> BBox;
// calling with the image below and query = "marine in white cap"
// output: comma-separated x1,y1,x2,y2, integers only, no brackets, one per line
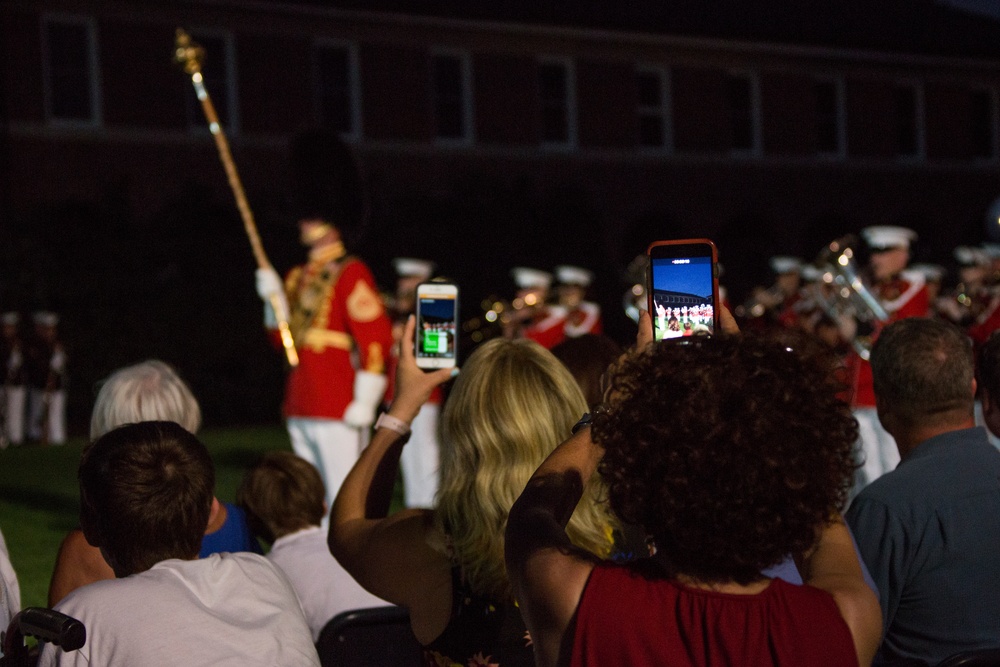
1,312,26,447
847,225,929,494
554,265,603,340
387,257,441,509
504,267,564,348
25,311,67,445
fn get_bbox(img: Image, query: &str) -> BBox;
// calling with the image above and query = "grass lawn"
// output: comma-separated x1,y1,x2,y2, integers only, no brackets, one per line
0,425,403,610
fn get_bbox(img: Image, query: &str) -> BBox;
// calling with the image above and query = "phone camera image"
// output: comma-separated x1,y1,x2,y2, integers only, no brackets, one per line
416,285,458,368
649,256,716,342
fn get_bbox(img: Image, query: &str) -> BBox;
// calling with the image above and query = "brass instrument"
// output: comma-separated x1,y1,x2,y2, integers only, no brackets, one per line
173,29,298,367
735,284,785,319
813,235,890,360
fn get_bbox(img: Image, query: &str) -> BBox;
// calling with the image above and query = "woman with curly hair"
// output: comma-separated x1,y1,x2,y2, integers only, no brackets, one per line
329,316,614,667
506,311,881,667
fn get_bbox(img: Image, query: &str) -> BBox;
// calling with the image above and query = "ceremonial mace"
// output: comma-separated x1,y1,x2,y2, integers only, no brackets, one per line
173,28,299,367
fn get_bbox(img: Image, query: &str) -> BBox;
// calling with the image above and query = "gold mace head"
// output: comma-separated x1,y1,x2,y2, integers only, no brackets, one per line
174,28,205,75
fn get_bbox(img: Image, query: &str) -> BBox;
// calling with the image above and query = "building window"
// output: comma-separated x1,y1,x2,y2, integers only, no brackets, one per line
970,88,997,160
814,78,845,156
892,83,921,158
538,59,576,147
185,31,238,134
636,66,670,149
315,41,360,138
726,71,760,154
432,51,473,143
42,15,100,124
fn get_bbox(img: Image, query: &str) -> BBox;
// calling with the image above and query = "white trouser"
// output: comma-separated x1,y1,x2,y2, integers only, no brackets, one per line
287,417,368,510
28,388,66,445
400,403,441,508
851,406,899,498
3,386,25,445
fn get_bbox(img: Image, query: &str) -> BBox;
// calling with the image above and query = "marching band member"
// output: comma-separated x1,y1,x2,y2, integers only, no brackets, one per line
847,226,929,494
255,131,393,508
1,312,26,447
26,311,67,445
505,267,566,349
389,257,441,508
554,265,602,338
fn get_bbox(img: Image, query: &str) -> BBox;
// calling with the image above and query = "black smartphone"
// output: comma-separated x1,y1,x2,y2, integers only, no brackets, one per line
646,239,720,341
415,282,459,369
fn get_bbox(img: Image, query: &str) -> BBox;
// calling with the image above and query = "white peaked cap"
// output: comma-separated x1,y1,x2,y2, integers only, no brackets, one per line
861,226,917,250
980,243,1000,260
954,246,989,267
800,264,823,282
909,263,946,282
1,312,19,326
33,311,59,326
554,265,594,287
511,267,553,290
769,256,803,275
393,257,435,279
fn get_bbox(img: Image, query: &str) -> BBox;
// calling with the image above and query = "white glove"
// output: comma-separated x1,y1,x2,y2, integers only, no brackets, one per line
342,371,388,428
255,268,290,328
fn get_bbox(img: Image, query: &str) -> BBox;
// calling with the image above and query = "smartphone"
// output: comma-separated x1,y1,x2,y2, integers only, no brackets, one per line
647,239,720,341
415,282,459,369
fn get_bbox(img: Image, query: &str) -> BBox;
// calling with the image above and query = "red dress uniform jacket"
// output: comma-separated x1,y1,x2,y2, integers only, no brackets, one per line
273,257,392,420
846,272,929,408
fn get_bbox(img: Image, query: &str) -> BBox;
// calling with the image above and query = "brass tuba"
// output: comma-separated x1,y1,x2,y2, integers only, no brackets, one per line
813,235,889,360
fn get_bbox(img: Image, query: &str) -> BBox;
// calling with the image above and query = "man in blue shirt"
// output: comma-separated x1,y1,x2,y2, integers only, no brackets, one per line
846,318,1000,665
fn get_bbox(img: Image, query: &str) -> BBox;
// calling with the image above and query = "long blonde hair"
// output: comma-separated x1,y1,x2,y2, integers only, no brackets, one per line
435,337,614,600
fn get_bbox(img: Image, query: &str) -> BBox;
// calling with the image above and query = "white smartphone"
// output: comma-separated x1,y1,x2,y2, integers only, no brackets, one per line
415,282,459,369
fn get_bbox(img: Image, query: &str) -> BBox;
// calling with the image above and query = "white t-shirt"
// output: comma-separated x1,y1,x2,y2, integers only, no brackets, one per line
268,526,391,642
38,552,319,666
0,526,20,648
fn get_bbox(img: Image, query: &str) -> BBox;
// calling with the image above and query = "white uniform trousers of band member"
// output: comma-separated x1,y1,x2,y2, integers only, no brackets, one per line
287,417,369,512
400,403,440,508
3,386,25,445
851,407,900,498
27,388,66,445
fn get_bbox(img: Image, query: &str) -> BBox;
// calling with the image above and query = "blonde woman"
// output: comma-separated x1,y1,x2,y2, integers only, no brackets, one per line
329,316,613,666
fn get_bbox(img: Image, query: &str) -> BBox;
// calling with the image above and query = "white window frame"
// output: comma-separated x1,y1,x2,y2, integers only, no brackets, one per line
41,13,102,127
430,48,475,146
538,56,577,150
969,85,999,163
313,38,362,142
726,69,762,157
813,75,847,159
892,79,925,161
635,64,673,153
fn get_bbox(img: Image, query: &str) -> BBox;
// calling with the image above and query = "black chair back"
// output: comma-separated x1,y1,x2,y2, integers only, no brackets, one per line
315,605,421,667
936,649,1000,667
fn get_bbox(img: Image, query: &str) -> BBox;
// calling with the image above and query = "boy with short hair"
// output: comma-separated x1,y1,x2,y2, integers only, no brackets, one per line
238,451,390,641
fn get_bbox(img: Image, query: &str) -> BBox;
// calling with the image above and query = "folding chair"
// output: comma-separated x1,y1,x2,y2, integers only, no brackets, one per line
315,605,421,667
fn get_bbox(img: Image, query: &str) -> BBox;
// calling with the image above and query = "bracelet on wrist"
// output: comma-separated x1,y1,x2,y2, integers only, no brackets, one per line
375,412,411,437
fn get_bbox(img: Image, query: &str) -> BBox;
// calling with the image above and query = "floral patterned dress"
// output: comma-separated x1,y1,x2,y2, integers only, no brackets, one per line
421,565,534,667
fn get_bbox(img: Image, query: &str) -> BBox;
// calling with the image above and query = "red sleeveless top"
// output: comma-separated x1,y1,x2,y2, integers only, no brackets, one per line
571,562,858,667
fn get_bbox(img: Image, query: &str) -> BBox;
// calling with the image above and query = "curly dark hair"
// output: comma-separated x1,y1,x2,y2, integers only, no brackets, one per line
591,332,857,585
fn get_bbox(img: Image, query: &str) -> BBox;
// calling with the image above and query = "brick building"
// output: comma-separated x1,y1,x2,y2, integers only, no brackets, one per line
2,0,999,426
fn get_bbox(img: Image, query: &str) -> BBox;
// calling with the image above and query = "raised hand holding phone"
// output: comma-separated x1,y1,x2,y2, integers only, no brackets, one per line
415,281,459,369
646,239,720,341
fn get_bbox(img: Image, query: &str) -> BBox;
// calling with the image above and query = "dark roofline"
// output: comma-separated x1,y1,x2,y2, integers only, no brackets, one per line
223,0,1000,60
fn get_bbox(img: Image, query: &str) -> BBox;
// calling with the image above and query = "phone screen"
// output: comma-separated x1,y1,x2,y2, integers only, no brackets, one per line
416,284,458,368
648,241,718,341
